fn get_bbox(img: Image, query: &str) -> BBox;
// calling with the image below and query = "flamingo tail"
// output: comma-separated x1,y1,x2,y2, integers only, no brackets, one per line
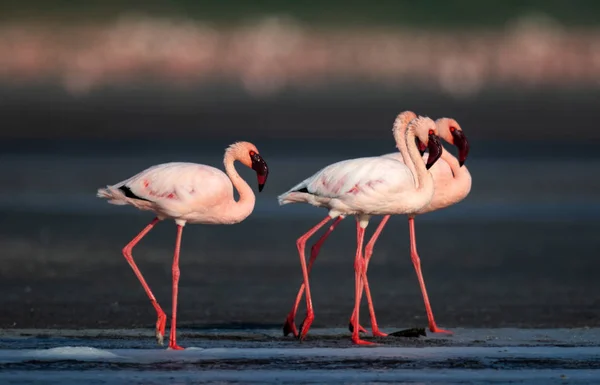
96,186,129,205
277,181,311,205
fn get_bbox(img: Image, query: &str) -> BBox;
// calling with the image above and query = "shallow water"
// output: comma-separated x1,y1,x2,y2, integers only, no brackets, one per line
1,328,600,384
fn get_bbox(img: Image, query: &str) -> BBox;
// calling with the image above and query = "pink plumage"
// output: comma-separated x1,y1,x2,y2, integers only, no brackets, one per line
96,141,269,350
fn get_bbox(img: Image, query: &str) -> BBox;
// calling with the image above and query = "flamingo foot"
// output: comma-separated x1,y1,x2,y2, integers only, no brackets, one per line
155,312,167,346
298,313,314,341
348,321,368,334
168,331,184,350
372,329,388,337
430,325,453,335
351,336,377,346
283,314,299,337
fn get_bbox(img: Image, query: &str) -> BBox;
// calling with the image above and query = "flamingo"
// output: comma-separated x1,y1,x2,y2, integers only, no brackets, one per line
283,113,471,339
278,115,443,345
96,141,269,350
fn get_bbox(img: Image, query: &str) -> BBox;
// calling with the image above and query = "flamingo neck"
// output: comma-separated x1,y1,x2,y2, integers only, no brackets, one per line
405,126,434,203
222,150,256,224
441,148,472,199
393,117,419,187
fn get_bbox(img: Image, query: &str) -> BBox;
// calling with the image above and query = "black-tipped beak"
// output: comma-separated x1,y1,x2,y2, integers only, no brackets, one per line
415,137,427,156
425,134,443,170
251,153,269,192
451,129,470,167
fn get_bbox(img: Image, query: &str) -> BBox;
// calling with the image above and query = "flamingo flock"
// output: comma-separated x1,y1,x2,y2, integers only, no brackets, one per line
280,112,471,342
97,111,471,349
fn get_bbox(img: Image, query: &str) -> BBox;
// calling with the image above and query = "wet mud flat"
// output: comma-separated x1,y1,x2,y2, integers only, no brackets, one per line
1,328,600,384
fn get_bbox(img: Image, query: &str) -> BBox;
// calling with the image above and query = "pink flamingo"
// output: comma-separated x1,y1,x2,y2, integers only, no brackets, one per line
283,113,471,339
96,141,269,350
278,116,443,345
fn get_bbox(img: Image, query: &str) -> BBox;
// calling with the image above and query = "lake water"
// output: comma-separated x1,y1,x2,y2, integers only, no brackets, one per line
0,138,599,384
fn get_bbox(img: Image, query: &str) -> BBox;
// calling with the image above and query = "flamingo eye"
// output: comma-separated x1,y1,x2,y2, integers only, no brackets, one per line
249,150,256,156
449,126,456,132
428,129,434,135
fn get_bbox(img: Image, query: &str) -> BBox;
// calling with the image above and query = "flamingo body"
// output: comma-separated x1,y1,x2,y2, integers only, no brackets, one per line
279,156,421,216
99,162,245,225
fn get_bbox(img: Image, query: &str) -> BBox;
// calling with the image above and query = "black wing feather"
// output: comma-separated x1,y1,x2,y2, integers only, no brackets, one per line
119,186,152,202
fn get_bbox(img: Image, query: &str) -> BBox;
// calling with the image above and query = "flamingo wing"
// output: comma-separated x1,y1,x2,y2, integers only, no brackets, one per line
116,162,232,207
289,157,415,199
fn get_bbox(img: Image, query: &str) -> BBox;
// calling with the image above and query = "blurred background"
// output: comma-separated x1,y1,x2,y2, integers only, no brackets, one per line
0,1,599,332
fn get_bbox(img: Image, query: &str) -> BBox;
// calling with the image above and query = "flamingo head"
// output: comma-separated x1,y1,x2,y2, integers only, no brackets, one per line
410,116,442,170
392,110,418,152
436,118,470,167
395,110,418,129
229,141,269,192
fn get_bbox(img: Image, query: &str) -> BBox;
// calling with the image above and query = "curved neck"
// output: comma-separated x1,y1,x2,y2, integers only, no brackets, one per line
393,117,418,186
222,151,256,224
440,146,472,194
403,127,433,193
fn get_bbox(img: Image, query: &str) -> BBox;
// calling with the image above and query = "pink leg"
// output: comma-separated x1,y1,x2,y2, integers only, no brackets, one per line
168,225,185,350
409,217,452,334
284,216,344,337
351,215,390,337
352,219,375,345
121,217,168,346
296,216,333,340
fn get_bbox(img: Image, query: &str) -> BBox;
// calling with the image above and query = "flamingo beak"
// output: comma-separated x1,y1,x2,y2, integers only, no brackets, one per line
251,153,269,192
426,134,442,170
451,129,470,167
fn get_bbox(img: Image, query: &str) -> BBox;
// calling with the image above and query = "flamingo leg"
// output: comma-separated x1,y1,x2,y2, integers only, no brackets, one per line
283,216,345,337
168,225,185,350
121,217,167,346
409,217,452,334
351,215,391,337
295,215,332,341
352,218,374,345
